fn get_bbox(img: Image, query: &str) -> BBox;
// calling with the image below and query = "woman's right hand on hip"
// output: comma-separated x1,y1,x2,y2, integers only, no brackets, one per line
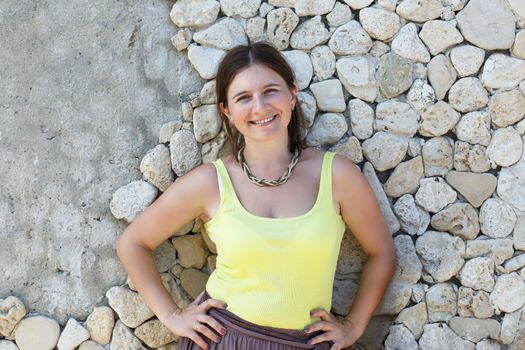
164,291,228,350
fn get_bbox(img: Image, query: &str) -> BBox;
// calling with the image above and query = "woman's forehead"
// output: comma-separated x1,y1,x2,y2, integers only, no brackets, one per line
228,64,287,94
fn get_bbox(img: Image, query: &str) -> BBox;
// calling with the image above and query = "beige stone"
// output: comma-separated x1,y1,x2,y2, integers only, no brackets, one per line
134,319,178,348
57,318,90,350
449,316,501,343
395,302,427,339
0,297,26,338
86,306,114,345
180,268,209,299
457,287,494,319
384,156,424,198
14,316,60,350
465,238,514,266
419,101,460,137
106,286,154,329
425,283,457,322
445,170,496,208
430,202,479,240
171,233,209,269
110,320,147,350
78,341,104,350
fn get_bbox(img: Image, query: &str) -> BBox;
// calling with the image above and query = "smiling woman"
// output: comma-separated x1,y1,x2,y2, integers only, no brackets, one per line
116,41,396,350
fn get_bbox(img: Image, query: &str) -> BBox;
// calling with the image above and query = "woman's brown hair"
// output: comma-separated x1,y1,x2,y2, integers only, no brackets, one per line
215,41,307,162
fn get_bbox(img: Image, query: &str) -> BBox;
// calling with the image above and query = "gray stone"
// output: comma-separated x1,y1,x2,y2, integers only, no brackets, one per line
513,29,525,59
326,2,353,27
501,309,522,344
328,21,372,56
57,318,90,350
348,99,374,140
430,202,480,240
481,54,525,92
393,194,430,236
171,29,192,51
106,286,154,328
490,273,525,313
498,147,525,212
456,0,515,50
425,283,457,322
465,238,514,266
159,120,182,144
187,44,226,79
450,45,485,77
455,110,491,146
359,7,401,41
306,113,347,146
245,17,267,43
458,287,494,319
391,23,430,63
395,302,427,339
110,320,147,350
480,198,517,239
449,317,501,343
310,45,336,81
297,91,317,127
220,0,261,18
192,17,247,50
419,324,476,350
504,254,525,273
374,100,419,138
486,127,523,168
489,88,525,128
362,132,408,172
415,231,465,282
169,0,220,28
193,104,222,144
295,0,336,16
419,20,463,56
514,215,525,251
309,79,345,112
290,16,330,50
419,101,460,137
336,55,378,102
396,0,444,22
329,137,363,164
459,257,495,292
342,0,374,9
377,52,413,99
170,129,202,177
282,50,313,90
336,228,367,275
407,79,435,112
421,137,454,177
385,324,418,350
453,142,491,173
266,8,299,50
449,77,489,113
385,157,424,198
140,144,174,192
109,180,158,223
134,319,178,348
415,177,457,213
362,162,401,234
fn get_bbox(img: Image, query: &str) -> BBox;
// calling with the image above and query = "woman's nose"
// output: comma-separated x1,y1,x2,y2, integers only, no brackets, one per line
252,94,267,113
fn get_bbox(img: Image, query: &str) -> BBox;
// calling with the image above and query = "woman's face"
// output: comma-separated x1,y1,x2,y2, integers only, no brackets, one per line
219,63,297,144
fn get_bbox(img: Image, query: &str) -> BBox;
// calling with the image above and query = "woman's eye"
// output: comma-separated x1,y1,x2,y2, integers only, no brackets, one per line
265,89,277,93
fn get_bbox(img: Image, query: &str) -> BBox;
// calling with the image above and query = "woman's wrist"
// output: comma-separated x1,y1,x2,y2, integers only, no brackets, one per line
342,313,366,337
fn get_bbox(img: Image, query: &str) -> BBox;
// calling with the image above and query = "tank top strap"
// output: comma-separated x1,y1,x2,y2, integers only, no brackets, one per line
317,151,337,211
211,158,233,206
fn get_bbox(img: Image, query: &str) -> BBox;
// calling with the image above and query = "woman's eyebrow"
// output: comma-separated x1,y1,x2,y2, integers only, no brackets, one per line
232,83,281,99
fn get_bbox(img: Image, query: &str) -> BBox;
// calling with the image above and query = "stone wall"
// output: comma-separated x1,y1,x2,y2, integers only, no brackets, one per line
2,0,525,349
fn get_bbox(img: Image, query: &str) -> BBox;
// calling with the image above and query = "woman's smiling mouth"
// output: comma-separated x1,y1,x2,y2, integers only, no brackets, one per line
250,114,277,126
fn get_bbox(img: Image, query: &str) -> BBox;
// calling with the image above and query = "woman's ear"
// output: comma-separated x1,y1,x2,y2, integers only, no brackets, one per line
291,84,298,106
219,102,230,119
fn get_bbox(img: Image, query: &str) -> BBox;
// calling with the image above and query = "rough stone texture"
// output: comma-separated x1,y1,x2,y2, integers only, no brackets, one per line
430,202,480,240
489,89,525,128
449,316,501,343
310,45,336,81
384,324,418,350
454,141,491,173
374,100,419,138
419,323,475,350
479,198,517,239
481,54,525,92
171,233,208,269
336,55,378,103
415,177,457,213
490,273,525,313
140,144,175,192
421,137,453,177
328,21,373,56
384,157,424,198
450,45,485,77
393,194,430,236
110,320,147,350
425,283,457,322
187,44,226,79
359,7,401,41
193,104,222,143
348,99,374,140
282,50,313,90
362,163,401,234
456,0,515,50
498,148,525,212
486,127,523,168
170,129,202,176
419,101,460,137
329,137,364,164
362,132,408,172
309,79,346,112
220,0,261,18
14,316,60,350
326,2,353,27
458,287,494,319
419,20,463,56
465,238,514,266
0,297,26,339
377,52,413,99
295,0,336,16
106,286,154,328
266,8,299,50
56,318,90,350
395,302,427,339
86,306,114,346
110,180,158,223
500,309,522,344
192,17,248,50
290,16,331,50
448,77,489,113
415,231,465,282
458,257,495,292
391,23,430,63
134,319,178,348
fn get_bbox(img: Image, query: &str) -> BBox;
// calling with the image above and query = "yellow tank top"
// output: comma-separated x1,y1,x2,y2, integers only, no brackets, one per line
204,151,346,329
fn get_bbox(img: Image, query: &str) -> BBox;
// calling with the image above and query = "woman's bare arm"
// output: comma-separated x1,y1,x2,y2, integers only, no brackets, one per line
332,155,397,336
115,162,219,323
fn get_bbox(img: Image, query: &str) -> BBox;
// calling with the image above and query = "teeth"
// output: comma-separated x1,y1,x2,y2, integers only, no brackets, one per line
253,115,275,125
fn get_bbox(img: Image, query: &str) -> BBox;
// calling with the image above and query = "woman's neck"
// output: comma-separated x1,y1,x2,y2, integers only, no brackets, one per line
241,138,295,177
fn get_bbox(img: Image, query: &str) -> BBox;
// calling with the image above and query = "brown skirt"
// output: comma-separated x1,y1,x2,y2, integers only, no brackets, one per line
177,290,335,350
